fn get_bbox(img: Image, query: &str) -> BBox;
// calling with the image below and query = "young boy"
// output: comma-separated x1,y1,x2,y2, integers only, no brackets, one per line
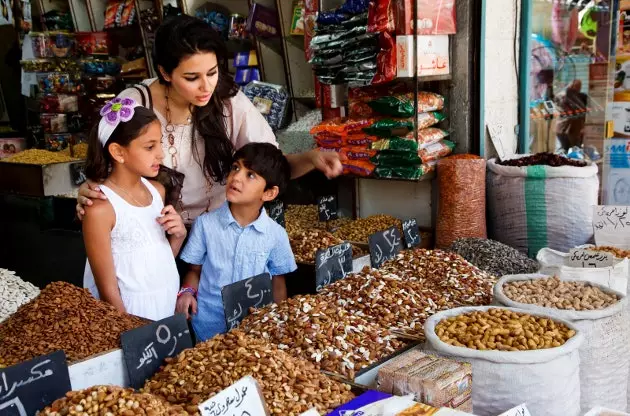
175,142,297,341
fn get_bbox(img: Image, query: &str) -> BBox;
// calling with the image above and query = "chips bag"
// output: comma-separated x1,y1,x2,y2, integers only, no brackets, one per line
368,91,445,117
417,127,449,146
372,138,418,152
374,164,432,180
418,139,455,163
363,118,414,137
310,117,376,135
371,150,421,166
343,160,375,176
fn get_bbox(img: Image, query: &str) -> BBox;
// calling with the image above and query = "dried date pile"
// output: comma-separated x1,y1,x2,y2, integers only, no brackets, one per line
448,238,539,277
0,268,40,323
0,281,147,366
143,330,354,416
496,152,587,167
240,295,404,379
290,229,367,263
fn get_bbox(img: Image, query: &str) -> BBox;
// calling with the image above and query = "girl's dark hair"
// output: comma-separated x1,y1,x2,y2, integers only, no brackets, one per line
153,15,239,185
85,106,158,181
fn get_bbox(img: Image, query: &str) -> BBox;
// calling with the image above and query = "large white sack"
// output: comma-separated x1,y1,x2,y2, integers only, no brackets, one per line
486,158,599,257
494,274,629,413
425,305,583,416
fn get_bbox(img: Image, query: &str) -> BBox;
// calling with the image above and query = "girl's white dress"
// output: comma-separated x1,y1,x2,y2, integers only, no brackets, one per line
83,177,179,321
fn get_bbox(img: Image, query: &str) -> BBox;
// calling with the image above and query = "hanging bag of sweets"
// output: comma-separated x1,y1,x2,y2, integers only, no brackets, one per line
436,154,486,248
495,274,630,412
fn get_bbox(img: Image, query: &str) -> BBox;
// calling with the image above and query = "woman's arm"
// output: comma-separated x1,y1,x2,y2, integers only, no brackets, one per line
82,199,126,312
285,150,343,179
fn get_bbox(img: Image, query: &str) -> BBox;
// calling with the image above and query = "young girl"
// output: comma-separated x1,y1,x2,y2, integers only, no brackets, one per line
82,98,186,320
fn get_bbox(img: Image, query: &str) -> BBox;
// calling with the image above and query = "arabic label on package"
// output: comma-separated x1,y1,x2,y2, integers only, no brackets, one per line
198,375,269,416
592,205,630,249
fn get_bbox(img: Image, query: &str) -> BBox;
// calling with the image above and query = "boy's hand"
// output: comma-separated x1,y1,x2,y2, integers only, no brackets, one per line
176,293,197,320
158,205,187,239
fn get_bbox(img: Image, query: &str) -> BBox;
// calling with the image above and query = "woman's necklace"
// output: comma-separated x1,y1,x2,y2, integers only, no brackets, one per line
107,179,150,207
164,87,193,169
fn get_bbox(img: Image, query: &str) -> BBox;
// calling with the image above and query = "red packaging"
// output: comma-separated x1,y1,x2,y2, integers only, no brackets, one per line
348,82,408,118
396,0,457,35
345,134,379,146
76,32,111,55
310,117,374,135
343,160,376,177
322,84,347,109
340,146,378,160
314,76,322,108
304,12,317,61
372,31,397,85
304,0,318,14
321,107,347,121
368,0,395,33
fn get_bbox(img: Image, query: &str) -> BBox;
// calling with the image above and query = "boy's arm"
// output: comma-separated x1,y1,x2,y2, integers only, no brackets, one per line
271,275,287,304
176,265,201,319
151,180,187,256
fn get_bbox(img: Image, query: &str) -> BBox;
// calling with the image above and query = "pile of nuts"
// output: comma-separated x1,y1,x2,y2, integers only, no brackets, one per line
502,276,620,311
0,281,147,366
143,330,354,415
41,385,188,416
0,269,40,323
435,308,576,350
333,214,403,243
289,229,367,263
240,295,405,379
285,204,351,236
61,142,89,159
496,152,587,167
590,246,630,259
1,149,78,164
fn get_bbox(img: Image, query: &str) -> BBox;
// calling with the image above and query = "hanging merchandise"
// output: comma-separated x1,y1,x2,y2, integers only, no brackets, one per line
367,0,394,33
247,3,280,38
436,155,486,248
104,0,136,28
495,275,630,413
242,81,289,131
487,156,599,256
290,1,305,35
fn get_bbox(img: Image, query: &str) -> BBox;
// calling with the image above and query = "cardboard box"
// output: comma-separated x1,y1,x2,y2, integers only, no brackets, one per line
396,35,450,78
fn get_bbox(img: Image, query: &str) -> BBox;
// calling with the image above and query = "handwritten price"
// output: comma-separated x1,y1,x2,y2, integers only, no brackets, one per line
137,325,190,369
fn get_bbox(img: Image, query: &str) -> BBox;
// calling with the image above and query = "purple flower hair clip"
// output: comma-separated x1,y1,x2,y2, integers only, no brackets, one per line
97,97,140,146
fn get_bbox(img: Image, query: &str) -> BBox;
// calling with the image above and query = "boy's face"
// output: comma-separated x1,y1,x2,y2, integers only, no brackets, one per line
226,159,279,205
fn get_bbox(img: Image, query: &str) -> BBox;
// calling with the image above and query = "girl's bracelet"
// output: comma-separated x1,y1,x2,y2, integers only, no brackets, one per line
177,286,197,298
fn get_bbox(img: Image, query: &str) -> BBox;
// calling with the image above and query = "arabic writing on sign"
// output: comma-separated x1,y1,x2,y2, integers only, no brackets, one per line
0,360,55,401
0,397,27,416
136,325,190,370
202,386,248,416
594,206,630,230
317,243,351,267
225,276,272,329
198,376,267,416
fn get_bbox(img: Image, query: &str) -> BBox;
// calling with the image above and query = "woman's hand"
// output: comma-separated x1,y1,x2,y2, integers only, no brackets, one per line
76,180,107,220
175,293,197,320
158,205,187,239
311,149,343,179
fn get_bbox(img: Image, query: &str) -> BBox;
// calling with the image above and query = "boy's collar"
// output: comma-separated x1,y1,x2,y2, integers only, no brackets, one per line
219,201,269,233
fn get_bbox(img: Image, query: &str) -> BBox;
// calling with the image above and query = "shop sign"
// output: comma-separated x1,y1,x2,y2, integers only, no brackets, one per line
317,195,338,221
566,248,614,268
592,205,630,249
120,314,193,389
199,375,267,416
402,218,421,249
369,226,403,268
315,242,353,291
222,273,273,330
265,200,285,228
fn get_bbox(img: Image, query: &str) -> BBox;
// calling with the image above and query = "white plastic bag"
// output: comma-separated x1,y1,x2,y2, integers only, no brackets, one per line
494,274,630,412
486,158,599,257
424,306,583,416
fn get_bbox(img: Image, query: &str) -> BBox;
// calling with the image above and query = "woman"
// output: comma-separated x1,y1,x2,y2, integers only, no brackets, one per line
76,15,341,221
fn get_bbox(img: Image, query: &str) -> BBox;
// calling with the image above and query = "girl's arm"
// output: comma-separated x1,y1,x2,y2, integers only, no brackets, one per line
151,180,187,256
82,199,126,312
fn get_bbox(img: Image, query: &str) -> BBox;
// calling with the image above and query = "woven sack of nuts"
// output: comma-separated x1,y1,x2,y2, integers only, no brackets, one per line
495,274,629,413
486,157,599,256
425,306,584,416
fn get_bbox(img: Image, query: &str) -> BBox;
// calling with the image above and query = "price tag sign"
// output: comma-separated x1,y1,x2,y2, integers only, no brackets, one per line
593,205,630,249
199,375,268,416
315,242,353,291
69,162,87,186
402,218,421,249
265,200,285,228
566,248,614,268
0,350,71,416
222,273,273,330
498,403,532,416
317,195,338,221
368,226,403,269
121,314,193,389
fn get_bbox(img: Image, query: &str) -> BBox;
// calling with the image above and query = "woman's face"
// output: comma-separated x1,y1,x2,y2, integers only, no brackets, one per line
166,52,219,107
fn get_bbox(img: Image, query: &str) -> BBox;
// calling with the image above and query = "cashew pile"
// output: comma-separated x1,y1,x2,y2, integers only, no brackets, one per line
0,269,40,323
502,276,619,311
436,308,576,351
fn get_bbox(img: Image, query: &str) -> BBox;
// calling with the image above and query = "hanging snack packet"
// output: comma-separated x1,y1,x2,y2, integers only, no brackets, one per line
340,146,378,160
368,91,445,117
372,138,418,152
368,0,395,32
315,136,343,148
374,164,431,180
363,118,414,137
371,150,422,166
372,31,397,85
418,139,455,163
417,127,449,146
343,160,375,176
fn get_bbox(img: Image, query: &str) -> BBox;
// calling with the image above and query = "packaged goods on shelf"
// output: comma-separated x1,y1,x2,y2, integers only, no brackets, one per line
75,32,110,56
426,306,583,416
242,81,289,131
364,119,414,137
367,92,445,117
397,35,450,78
39,94,79,112
31,32,75,58
142,330,355,415
396,0,457,35
417,127,449,146
419,140,454,163
367,0,395,33
348,83,409,118
495,275,629,413
0,269,40,324
343,159,376,176
372,138,418,151
330,391,476,415
487,156,599,255
0,281,146,367
0,138,26,159
233,50,258,67
37,72,83,94
373,163,432,180
311,117,377,135
234,67,261,85
45,133,72,151
247,2,281,38
371,150,421,165
448,238,540,277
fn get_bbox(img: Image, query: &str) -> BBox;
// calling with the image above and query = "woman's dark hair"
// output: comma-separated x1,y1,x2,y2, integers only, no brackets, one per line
153,15,239,185
85,106,159,181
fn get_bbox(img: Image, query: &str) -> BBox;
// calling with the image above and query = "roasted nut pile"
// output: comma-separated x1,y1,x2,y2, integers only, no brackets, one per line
41,385,188,416
143,331,354,415
590,246,630,259
435,308,576,350
240,295,405,379
290,229,367,263
0,269,40,323
449,238,540,276
0,281,147,366
1,149,78,164
61,142,88,159
502,276,619,311
333,214,403,243
285,204,351,236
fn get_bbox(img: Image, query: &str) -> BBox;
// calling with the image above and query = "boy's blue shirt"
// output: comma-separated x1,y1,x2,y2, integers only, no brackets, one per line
180,201,297,341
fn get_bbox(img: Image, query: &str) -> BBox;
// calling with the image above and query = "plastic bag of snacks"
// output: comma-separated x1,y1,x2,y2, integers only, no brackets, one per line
372,31,397,85
436,155,486,248
374,164,433,180
242,81,290,131
368,91,445,117
419,140,455,163
371,151,421,166
340,146,378,160
310,118,376,135
363,118,413,137
345,134,379,147
348,83,408,118
343,160,375,176
372,138,418,152
367,0,395,32
417,127,449,146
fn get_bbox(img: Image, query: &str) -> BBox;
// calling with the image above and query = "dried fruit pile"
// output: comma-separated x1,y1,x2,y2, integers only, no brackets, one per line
143,331,354,416
289,229,367,263
0,281,147,366
496,152,587,167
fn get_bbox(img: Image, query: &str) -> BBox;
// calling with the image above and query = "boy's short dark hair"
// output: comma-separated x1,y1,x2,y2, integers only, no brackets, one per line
233,143,290,195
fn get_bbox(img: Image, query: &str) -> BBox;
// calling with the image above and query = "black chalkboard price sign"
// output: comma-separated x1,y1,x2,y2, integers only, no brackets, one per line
315,242,353,291
369,226,403,268
402,218,421,249
317,195,338,221
0,350,71,416
222,273,273,330
265,200,285,228
121,314,193,389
